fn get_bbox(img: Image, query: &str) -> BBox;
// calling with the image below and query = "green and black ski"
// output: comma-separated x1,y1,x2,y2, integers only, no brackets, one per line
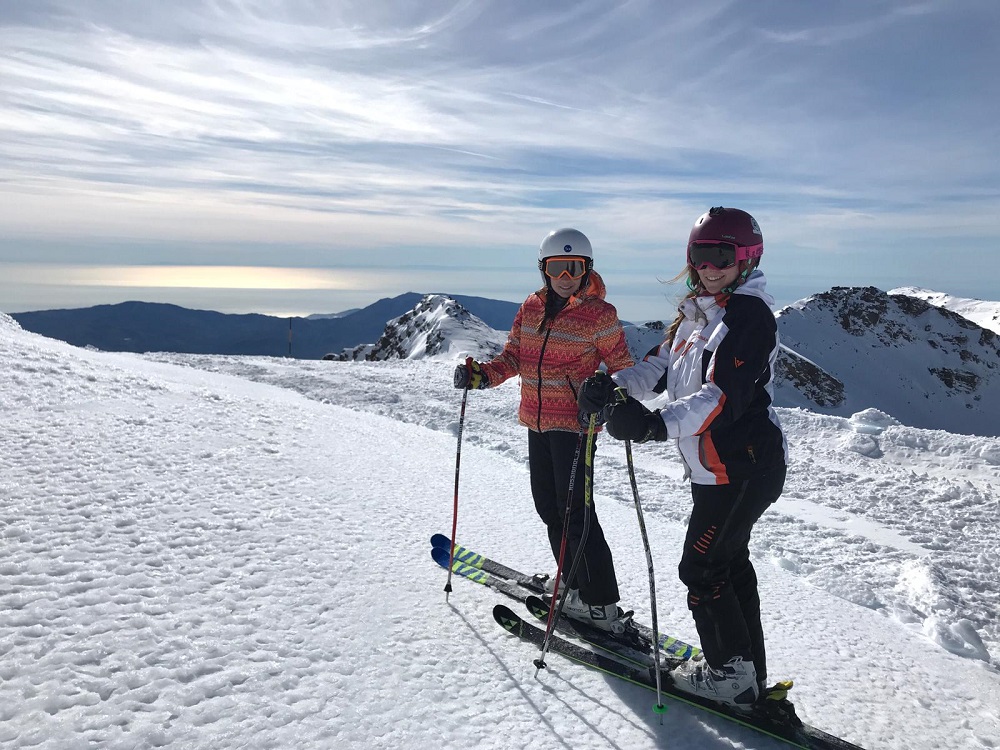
493,604,866,750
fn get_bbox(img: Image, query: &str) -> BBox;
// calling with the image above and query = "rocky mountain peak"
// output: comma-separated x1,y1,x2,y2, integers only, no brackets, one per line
774,286,999,436
332,294,506,361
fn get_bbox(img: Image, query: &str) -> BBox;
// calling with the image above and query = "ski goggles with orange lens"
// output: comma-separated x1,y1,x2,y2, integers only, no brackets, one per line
543,257,588,280
687,240,763,271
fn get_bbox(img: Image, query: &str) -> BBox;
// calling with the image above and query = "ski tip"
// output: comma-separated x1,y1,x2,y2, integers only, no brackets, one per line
430,533,451,549
430,546,450,568
493,604,524,633
524,595,549,620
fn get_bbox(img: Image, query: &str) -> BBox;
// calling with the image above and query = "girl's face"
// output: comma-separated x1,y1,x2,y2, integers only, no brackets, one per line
550,275,583,299
696,263,741,295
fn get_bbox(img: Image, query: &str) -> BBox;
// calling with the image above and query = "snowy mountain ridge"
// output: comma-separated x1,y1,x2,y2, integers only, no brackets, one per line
341,287,1000,437
332,292,668,365
331,293,506,361
890,286,1000,334
774,286,999,436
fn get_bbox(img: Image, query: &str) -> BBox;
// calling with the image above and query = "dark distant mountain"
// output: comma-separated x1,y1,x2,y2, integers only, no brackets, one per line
10,293,521,360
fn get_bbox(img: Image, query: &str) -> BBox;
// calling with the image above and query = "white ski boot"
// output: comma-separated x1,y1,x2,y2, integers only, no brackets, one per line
559,588,627,634
670,655,759,708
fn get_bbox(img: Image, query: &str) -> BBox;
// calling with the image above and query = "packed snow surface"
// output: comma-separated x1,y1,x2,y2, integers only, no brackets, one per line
2,315,999,749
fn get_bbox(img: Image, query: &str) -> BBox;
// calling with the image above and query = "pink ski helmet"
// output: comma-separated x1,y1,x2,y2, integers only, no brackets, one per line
687,206,763,265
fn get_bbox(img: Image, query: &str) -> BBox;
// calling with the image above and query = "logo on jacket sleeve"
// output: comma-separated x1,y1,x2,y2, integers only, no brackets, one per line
734,357,745,368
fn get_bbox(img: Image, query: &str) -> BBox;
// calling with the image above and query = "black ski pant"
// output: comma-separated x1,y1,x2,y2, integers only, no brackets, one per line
678,466,786,684
528,428,620,606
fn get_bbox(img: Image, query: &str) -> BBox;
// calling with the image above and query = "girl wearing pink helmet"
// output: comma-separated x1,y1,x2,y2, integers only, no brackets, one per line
579,207,788,709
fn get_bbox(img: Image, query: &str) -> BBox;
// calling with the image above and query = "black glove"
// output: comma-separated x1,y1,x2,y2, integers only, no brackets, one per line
606,396,668,443
578,371,617,414
454,360,489,390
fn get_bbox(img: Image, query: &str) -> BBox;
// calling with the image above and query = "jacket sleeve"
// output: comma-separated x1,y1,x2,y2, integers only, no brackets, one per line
480,303,525,386
595,304,635,373
659,298,776,438
610,344,668,398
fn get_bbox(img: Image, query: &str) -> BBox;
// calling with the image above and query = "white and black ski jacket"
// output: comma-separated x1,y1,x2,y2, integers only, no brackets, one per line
612,270,787,486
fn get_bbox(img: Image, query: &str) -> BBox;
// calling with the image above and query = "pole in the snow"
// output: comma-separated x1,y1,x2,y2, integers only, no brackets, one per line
625,434,668,722
535,413,596,674
613,386,667,720
444,357,473,601
532,425,585,670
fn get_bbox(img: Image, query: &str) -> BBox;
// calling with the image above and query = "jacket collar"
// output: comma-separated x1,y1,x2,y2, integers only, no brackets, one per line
681,269,773,321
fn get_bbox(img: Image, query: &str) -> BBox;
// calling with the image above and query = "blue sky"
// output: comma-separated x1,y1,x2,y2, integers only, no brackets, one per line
2,0,999,321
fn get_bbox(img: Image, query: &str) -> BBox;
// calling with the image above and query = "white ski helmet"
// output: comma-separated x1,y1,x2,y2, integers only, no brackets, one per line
538,228,593,261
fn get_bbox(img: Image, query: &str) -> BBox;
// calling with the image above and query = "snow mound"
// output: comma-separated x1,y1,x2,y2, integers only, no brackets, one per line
850,409,900,435
894,560,992,662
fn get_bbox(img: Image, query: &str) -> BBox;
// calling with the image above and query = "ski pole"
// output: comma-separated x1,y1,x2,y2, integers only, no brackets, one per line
623,434,667,721
444,357,473,601
536,425,585,663
536,412,597,673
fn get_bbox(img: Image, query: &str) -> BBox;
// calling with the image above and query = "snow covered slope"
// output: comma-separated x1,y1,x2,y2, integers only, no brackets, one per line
774,286,1000,436
3,313,999,750
624,320,669,362
890,286,1000,334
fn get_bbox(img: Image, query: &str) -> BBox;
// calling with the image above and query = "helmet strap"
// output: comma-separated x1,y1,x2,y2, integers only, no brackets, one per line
721,260,757,294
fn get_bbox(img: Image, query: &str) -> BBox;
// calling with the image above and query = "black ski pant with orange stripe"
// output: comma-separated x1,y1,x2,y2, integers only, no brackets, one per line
528,428,620,607
678,466,786,685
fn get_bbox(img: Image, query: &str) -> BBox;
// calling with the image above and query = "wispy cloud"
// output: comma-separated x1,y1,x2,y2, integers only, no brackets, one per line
1,0,999,317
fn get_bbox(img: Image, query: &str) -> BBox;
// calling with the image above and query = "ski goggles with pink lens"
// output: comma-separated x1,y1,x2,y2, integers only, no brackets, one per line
687,240,763,271
543,256,588,280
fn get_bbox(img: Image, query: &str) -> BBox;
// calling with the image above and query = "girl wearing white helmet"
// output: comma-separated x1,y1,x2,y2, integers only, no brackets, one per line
454,228,634,632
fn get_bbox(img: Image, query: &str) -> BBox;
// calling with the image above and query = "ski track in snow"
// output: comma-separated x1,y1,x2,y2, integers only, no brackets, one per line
2,319,998,750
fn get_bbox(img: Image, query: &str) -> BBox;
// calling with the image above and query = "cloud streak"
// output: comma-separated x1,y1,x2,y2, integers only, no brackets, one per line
1,1,999,318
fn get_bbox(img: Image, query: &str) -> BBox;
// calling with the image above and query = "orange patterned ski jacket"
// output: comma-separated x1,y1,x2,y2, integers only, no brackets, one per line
480,271,634,433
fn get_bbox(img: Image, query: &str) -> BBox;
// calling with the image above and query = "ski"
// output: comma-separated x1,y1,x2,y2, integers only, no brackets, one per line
431,545,535,603
524,593,699,664
493,604,866,750
431,534,701,661
522,594,653,668
431,533,549,593
434,544,669,668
